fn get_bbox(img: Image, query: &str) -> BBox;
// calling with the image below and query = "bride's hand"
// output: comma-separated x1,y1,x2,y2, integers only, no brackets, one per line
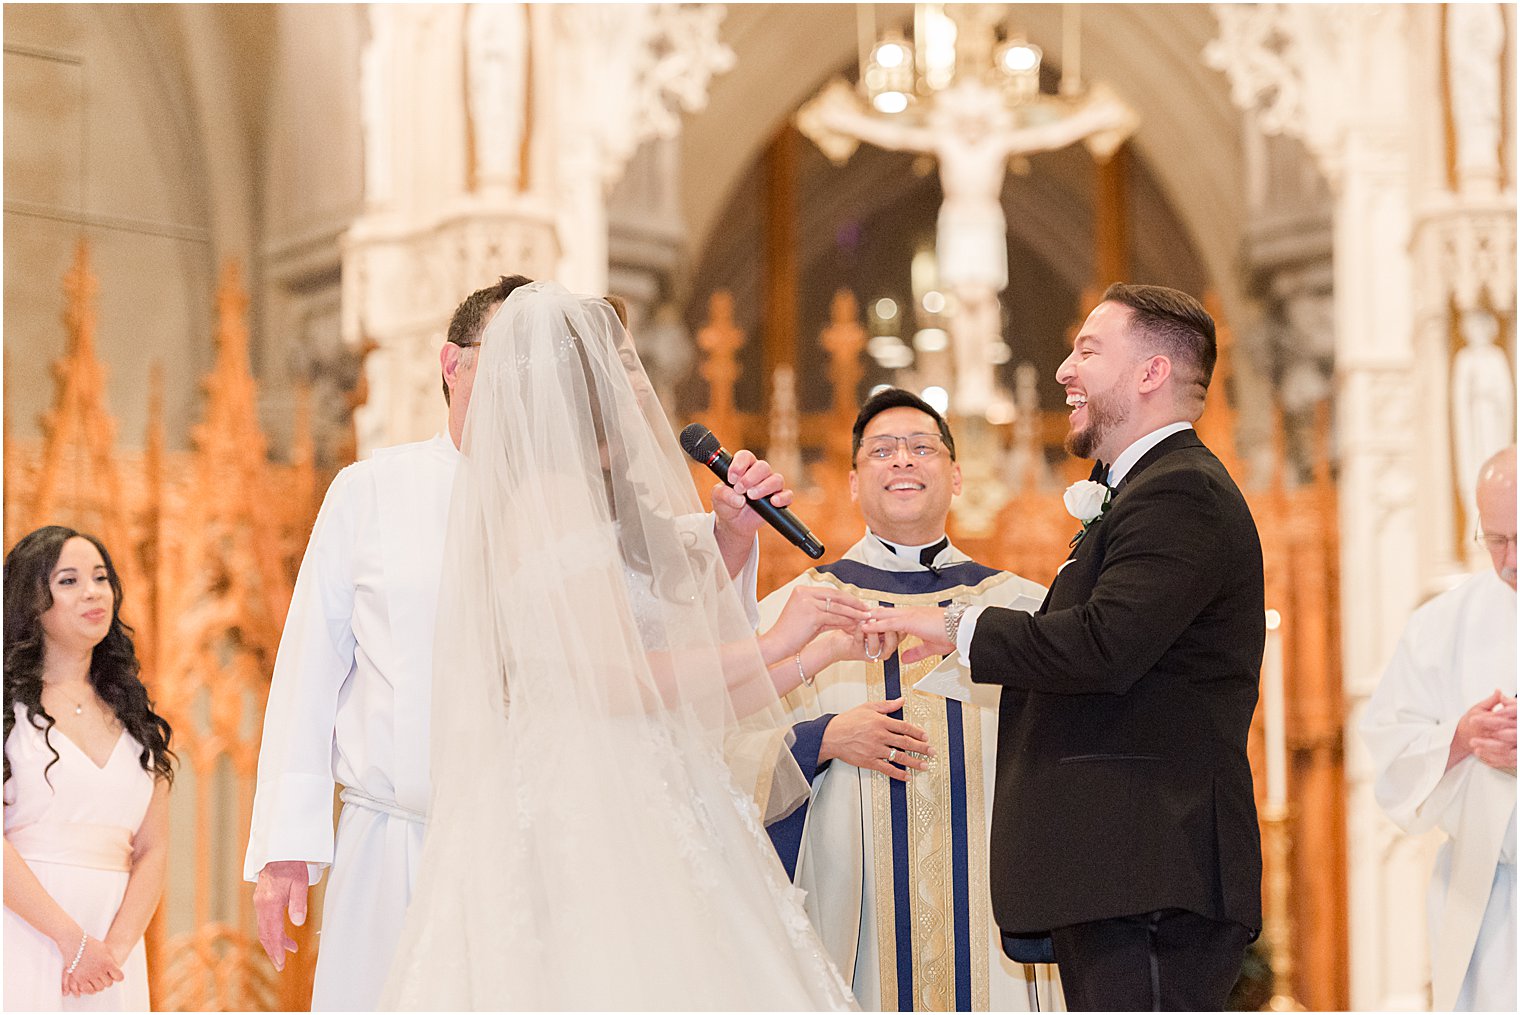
810,627,899,669
757,587,871,665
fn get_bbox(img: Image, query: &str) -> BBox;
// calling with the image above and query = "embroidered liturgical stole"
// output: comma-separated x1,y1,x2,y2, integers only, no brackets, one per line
811,558,1007,1012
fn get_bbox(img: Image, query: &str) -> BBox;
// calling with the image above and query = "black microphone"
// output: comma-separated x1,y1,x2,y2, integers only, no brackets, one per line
679,423,825,560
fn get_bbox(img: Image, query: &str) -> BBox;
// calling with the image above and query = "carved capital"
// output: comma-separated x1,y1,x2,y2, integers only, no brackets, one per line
1413,199,1518,315
342,205,560,452
1207,4,1408,188
553,3,735,192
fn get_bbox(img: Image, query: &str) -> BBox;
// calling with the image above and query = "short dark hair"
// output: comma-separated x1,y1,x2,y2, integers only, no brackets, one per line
851,387,956,461
1101,282,1217,394
442,275,535,403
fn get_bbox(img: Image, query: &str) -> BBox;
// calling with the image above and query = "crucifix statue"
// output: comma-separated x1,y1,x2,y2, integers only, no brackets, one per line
798,45,1137,418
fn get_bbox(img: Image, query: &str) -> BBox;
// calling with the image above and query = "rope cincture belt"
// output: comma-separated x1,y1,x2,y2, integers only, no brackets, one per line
339,787,427,824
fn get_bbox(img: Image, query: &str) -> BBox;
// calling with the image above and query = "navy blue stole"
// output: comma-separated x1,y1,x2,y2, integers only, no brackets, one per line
800,558,1004,1011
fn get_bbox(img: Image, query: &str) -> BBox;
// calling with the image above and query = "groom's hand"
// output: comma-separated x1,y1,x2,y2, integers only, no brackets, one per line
864,606,953,663
254,860,309,971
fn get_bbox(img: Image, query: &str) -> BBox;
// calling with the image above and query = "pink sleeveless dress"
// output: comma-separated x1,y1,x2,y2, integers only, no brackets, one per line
4,703,154,1011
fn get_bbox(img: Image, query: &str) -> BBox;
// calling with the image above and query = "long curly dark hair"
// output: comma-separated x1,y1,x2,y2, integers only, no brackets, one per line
4,525,174,785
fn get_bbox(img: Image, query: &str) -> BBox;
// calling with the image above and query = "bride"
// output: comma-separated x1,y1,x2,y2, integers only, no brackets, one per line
380,283,871,1010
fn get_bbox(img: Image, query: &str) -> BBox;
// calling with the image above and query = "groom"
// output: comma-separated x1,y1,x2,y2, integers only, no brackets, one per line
868,284,1264,1010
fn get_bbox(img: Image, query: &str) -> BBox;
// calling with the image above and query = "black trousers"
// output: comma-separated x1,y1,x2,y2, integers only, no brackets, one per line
1049,908,1252,1012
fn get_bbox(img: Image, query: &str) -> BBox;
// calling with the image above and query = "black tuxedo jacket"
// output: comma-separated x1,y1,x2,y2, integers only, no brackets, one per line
970,429,1264,935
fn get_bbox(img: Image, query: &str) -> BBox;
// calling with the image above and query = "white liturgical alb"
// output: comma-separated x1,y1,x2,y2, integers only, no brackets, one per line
1362,570,1517,1012
245,434,458,1011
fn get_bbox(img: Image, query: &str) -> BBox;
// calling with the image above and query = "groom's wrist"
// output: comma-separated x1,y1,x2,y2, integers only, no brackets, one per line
954,605,985,664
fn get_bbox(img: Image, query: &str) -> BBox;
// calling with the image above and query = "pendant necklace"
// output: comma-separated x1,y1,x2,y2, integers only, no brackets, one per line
49,686,87,716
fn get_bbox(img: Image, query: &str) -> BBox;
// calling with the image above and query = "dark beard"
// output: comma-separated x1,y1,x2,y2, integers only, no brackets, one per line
1064,390,1128,460
1065,426,1097,460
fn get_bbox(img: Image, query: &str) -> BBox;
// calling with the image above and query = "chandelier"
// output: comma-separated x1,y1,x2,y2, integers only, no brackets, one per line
858,3,1083,118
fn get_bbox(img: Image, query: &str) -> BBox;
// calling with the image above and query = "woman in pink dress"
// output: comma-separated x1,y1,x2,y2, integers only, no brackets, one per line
4,526,174,1011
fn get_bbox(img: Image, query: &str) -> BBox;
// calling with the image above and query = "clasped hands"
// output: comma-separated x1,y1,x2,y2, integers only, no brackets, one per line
767,596,957,670
1453,689,1518,773
58,933,127,997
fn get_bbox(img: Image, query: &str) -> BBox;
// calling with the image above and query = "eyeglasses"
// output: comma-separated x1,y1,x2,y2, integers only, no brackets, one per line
859,434,947,460
1475,531,1518,553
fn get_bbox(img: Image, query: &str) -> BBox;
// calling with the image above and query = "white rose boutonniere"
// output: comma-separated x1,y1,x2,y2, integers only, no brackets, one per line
1063,479,1111,545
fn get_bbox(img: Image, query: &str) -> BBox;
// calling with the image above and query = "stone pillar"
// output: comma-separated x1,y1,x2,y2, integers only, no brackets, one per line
1205,4,1517,1008
343,4,558,453
343,2,734,454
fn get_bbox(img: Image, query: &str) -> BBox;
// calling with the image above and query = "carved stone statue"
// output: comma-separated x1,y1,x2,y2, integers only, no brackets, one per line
1452,308,1515,530
767,364,807,495
1007,360,1049,492
636,302,695,416
359,6,394,206
798,76,1137,416
1447,3,1505,196
465,2,528,193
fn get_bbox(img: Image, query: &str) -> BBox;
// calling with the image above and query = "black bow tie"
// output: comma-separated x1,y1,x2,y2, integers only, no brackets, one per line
1089,460,1111,487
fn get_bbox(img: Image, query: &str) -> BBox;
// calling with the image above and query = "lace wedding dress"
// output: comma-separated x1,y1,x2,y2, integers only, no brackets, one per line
379,283,855,1010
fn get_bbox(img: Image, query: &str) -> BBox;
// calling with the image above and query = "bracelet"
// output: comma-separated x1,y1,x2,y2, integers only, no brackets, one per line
65,931,87,975
944,601,971,648
795,652,813,688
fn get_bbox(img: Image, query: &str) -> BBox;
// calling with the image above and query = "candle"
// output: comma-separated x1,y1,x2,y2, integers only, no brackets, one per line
1060,5,1082,95
1262,609,1287,810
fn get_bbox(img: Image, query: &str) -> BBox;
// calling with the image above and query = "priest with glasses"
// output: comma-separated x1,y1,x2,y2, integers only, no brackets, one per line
761,388,1062,1012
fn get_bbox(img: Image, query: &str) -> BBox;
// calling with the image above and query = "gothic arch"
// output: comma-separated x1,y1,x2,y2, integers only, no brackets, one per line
680,4,1247,317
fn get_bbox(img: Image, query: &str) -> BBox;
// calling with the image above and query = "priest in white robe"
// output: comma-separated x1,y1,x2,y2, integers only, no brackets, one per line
761,388,1064,1011
1362,445,1517,1012
244,277,782,1010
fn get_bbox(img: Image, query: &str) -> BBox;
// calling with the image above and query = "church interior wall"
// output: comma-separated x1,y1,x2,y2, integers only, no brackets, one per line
4,3,215,454
257,3,365,466
3,4,1514,1010
681,4,1246,323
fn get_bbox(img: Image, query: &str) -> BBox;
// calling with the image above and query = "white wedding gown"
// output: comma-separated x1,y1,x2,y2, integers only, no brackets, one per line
379,283,855,1011
382,559,855,1010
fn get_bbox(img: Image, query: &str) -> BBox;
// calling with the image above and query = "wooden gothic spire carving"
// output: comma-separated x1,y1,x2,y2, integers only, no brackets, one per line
151,261,315,1011
25,240,132,563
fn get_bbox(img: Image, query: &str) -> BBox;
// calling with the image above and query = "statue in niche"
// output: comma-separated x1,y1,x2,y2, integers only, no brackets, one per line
1279,288,1335,484
636,302,696,417
359,6,394,206
1447,3,1505,195
466,3,528,193
1452,307,1515,530
799,74,1136,417
1006,361,1049,492
767,364,807,495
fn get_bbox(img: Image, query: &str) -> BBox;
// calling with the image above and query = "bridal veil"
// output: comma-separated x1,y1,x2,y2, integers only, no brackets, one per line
381,282,853,1010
